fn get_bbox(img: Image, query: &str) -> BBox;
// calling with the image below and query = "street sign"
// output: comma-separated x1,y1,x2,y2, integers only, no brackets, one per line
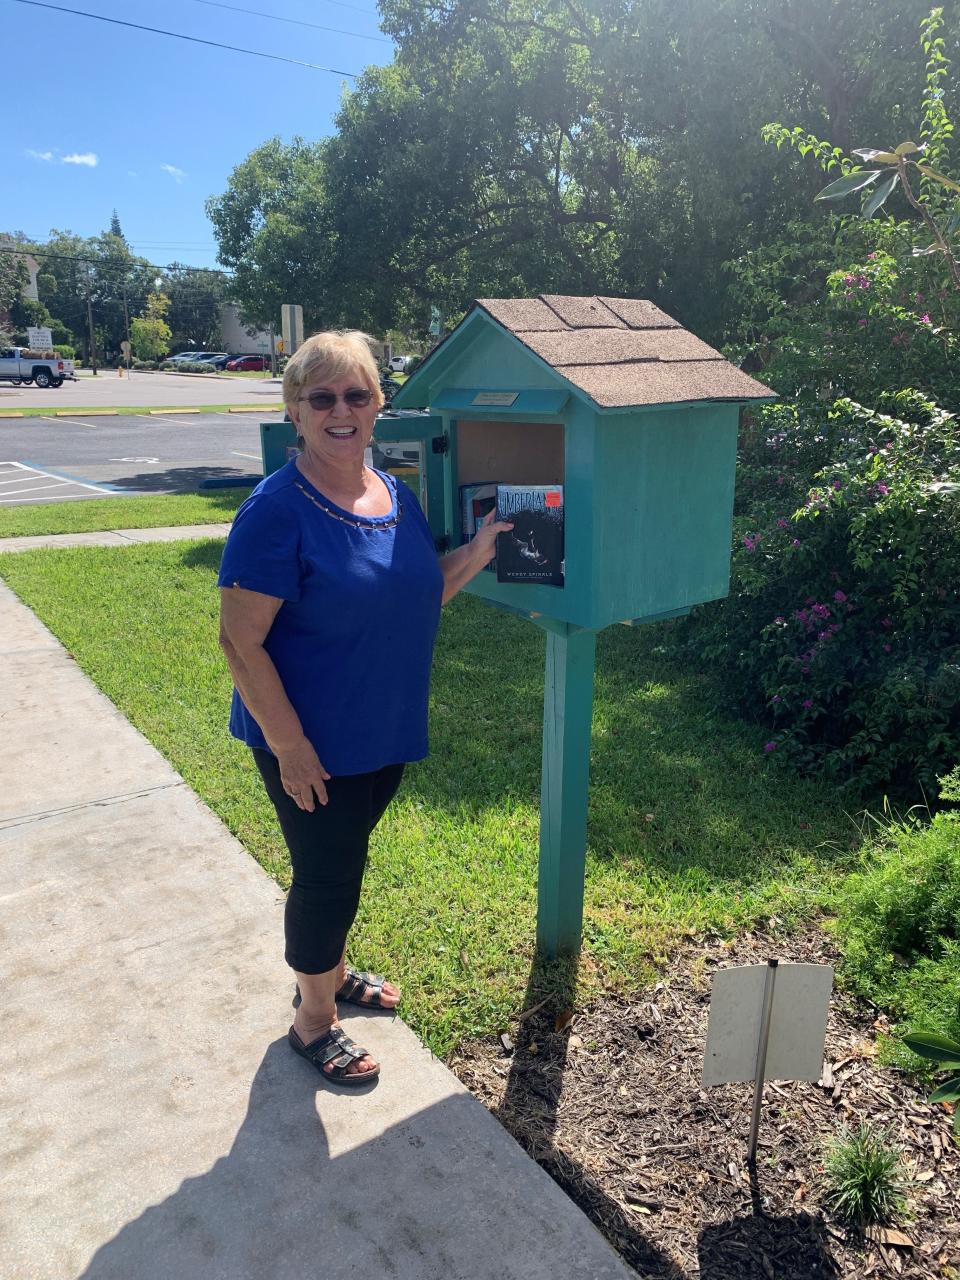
281,304,303,355
120,340,132,355
27,326,53,350
428,306,441,336
276,339,285,355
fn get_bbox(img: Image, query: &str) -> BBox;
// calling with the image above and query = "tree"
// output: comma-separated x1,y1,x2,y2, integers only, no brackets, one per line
163,265,229,351
0,249,27,320
209,0,942,341
109,210,126,244
130,292,172,362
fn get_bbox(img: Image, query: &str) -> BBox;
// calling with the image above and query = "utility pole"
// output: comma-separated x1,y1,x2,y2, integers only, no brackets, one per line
122,281,131,374
86,293,98,376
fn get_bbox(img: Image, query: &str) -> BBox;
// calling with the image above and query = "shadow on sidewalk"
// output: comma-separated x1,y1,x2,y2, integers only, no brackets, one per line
77,1032,643,1280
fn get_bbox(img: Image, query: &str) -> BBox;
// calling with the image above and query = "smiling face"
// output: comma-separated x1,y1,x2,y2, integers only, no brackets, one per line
289,369,380,473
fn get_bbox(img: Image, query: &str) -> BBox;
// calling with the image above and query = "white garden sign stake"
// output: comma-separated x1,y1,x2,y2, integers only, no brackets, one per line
702,959,834,1166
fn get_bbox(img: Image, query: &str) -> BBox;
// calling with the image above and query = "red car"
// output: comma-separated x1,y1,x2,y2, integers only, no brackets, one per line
225,354,272,371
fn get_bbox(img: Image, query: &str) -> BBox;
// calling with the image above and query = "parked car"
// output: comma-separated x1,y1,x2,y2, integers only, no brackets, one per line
194,352,230,369
167,351,203,364
225,354,272,371
387,355,409,373
0,347,67,388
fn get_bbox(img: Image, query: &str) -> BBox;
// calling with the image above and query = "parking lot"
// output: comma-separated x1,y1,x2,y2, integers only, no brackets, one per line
0,412,271,504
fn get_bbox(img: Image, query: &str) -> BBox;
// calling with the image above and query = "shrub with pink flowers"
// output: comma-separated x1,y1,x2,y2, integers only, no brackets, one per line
683,390,960,794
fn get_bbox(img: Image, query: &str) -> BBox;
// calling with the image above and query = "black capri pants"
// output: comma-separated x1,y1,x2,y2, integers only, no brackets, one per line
252,748,405,974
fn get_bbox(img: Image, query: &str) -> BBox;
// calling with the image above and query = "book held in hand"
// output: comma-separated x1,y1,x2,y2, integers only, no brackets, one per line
495,484,564,586
459,481,499,571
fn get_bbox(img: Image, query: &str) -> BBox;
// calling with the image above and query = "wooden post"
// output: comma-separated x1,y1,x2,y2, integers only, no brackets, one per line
536,623,596,957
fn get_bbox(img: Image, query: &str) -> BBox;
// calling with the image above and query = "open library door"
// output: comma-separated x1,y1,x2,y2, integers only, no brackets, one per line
372,412,447,549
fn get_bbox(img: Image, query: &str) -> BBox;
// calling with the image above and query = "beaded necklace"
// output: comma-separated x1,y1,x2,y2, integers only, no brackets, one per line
293,477,403,530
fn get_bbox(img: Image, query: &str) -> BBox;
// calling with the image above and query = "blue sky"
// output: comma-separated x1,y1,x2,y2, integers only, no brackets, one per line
2,0,393,270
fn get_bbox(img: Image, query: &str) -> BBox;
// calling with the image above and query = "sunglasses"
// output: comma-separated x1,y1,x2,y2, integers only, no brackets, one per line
298,388,373,411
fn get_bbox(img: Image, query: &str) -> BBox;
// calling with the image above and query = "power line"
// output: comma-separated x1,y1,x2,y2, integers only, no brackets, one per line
191,0,381,18
9,0,362,76
184,0,390,44
0,244,235,276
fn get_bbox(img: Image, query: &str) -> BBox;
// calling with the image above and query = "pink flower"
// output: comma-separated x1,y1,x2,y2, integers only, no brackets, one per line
858,318,868,328
832,480,843,490
777,518,789,528
920,314,932,325
881,617,893,628
792,539,801,548
874,482,889,496
802,699,814,710
883,643,892,653
833,590,847,603
771,694,782,704
764,741,777,753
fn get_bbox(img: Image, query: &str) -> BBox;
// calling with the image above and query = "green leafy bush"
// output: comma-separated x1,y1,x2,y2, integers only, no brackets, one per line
833,787,960,1059
53,344,76,360
132,360,158,370
685,390,960,792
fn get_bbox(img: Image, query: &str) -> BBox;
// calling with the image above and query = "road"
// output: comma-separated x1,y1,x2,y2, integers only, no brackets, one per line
0,369,283,411
0,411,274,504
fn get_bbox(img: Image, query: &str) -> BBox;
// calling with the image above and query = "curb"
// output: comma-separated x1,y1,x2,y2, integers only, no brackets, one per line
149,408,201,414
228,406,281,413
0,412,24,419
54,409,119,417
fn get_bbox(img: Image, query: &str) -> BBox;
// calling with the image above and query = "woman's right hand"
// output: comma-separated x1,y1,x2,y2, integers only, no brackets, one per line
276,739,331,811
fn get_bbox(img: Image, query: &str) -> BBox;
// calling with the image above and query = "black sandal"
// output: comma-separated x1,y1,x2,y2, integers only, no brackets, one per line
287,1025,380,1085
336,966,393,1008
292,966,397,1010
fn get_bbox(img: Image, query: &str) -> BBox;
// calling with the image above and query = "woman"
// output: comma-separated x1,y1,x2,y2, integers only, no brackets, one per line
218,330,510,1086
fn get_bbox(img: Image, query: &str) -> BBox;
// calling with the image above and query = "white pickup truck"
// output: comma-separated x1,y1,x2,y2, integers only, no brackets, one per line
0,347,72,387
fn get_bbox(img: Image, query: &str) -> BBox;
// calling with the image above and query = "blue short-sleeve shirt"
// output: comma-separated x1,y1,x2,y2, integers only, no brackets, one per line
218,460,443,776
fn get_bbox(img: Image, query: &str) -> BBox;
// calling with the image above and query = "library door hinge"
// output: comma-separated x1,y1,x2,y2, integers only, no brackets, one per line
431,434,448,455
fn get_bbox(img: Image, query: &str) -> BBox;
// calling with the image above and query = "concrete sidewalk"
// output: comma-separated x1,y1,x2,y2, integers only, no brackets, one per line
0,523,233,554
0,578,635,1280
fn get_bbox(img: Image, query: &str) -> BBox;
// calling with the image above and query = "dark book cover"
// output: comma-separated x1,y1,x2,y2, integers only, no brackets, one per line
459,482,499,571
495,485,564,586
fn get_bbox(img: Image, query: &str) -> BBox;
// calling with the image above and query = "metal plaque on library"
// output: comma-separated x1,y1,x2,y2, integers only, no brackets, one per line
471,391,518,407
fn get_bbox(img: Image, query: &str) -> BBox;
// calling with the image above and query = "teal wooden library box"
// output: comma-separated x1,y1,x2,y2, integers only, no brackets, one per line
393,295,774,958
393,294,773,630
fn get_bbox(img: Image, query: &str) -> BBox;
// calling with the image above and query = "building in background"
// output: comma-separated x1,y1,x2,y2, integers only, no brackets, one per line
219,302,272,354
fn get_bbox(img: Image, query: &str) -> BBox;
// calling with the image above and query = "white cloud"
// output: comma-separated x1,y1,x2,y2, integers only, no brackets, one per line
26,149,55,162
128,170,138,178
62,152,99,167
160,163,186,183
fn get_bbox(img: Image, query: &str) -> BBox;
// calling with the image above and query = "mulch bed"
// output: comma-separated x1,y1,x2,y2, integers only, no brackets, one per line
449,928,959,1278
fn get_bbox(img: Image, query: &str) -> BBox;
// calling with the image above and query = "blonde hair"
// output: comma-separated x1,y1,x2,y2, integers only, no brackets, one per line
283,330,384,409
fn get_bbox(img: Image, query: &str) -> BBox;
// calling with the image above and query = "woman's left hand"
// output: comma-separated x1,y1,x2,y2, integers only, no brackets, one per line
471,506,513,565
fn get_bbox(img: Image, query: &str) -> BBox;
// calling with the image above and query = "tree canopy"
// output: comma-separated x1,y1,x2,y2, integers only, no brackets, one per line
208,0,946,340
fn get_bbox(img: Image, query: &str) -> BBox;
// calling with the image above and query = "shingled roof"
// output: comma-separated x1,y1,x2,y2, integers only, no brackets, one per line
474,295,772,408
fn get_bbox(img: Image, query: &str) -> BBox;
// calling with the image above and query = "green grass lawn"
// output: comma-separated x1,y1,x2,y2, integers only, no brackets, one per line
0,403,283,419
0,539,859,1057
0,490,250,538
